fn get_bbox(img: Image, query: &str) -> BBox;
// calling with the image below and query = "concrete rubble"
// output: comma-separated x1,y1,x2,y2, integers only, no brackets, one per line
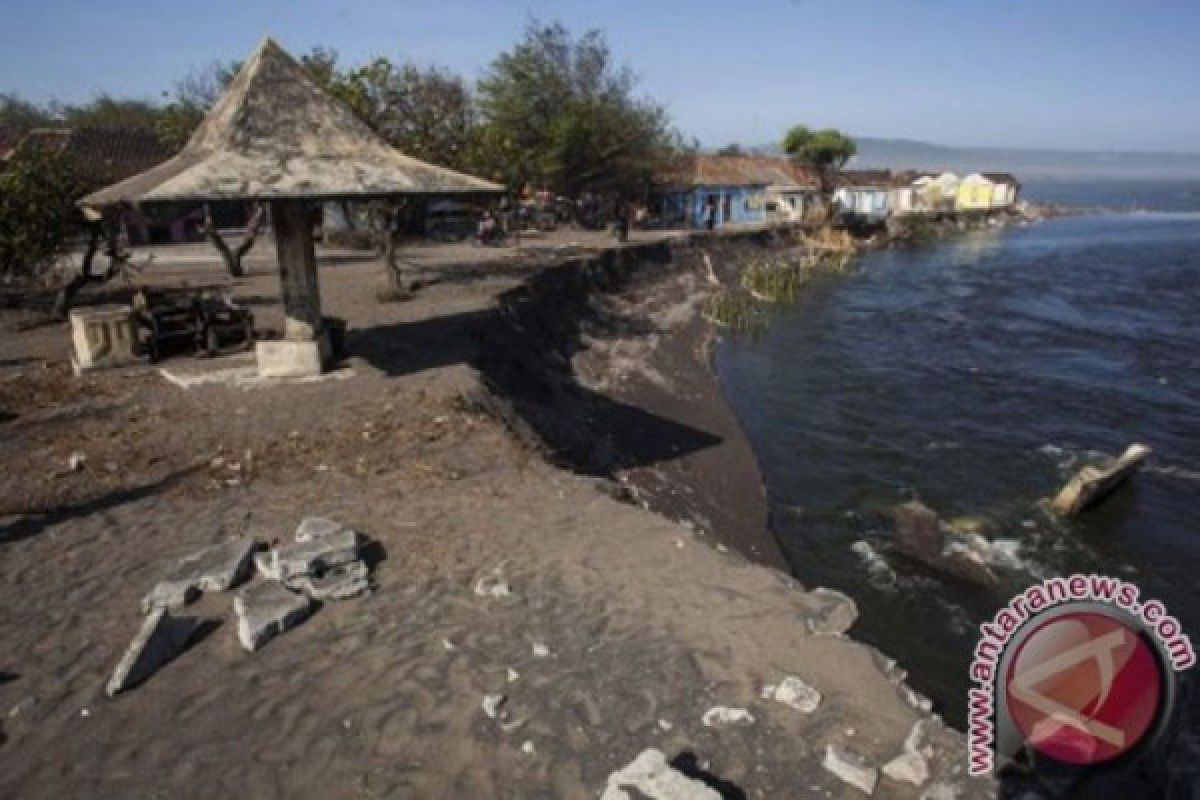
234,581,313,651
1052,442,1151,515
106,609,203,696
294,515,347,543
802,587,858,635
823,743,879,795
600,748,721,800
253,528,360,582
700,706,755,728
882,721,931,786
142,536,257,613
763,675,822,713
284,560,370,600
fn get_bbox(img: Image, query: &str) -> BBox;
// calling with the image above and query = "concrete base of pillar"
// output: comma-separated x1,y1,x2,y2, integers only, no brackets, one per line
255,334,331,378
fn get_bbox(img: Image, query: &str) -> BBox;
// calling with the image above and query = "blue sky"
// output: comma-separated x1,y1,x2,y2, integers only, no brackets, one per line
2,0,1198,152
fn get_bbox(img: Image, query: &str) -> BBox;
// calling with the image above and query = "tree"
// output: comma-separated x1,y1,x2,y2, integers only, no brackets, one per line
156,61,240,150
0,147,84,286
717,143,744,156
475,21,676,199
0,93,55,132
781,125,857,200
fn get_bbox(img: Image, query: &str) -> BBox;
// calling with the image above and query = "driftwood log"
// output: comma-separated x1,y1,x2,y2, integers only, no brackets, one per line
1051,443,1152,516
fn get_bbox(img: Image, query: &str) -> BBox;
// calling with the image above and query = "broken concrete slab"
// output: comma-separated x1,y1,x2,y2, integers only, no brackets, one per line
254,529,359,582
802,587,858,635
1052,443,1151,515
700,706,755,728
141,536,257,613
234,581,312,651
106,609,202,696
883,720,931,786
889,502,1000,587
823,744,879,795
763,675,822,714
294,516,348,543
284,560,369,600
600,748,721,800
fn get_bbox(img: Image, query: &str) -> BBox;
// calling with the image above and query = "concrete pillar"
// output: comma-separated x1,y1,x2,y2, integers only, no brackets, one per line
256,199,330,377
272,199,322,341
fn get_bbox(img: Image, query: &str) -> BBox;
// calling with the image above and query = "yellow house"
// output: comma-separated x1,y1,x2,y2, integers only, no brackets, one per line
956,173,996,211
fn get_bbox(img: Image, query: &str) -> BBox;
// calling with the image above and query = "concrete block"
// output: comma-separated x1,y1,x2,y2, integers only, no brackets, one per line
142,536,257,613
69,305,140,373
106,609,201,696
234,581,312,652
285,560,369,600
255,529,359,581
294,516,347,543
255,334,330,378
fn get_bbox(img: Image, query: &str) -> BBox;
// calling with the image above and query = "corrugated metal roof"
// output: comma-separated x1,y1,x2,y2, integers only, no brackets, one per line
83,37,502,207
658,154,820,188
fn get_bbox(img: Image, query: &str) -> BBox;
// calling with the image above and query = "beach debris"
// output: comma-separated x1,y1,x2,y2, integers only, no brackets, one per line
657,718,674,732
521,739,535,755
284,560,370,600
233,581,312,651
701,706,755,728
442,638,457,651
1051,443,1152,515
7,696,37,719
482,693,507,719
822,744,879,795
531,641,550,658
141,536,257,613
802,587,858,635
253,529,359,581
67,451,87,471
763,675,822,714
474,574,512,598
600,748,721,800
506,668,520,683
882,721,931,786
106,608,202,696
294,516,349,542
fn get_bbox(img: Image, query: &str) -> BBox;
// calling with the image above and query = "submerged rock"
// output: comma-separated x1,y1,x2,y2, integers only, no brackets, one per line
600,748,721,800
1051,443,1151,515
823,744,879,795
892,501,942,561
142,536,257,613
106,609,202,696
889,501,999,587
234,581,312,651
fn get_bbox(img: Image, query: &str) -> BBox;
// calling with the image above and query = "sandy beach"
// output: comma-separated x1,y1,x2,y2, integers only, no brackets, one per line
0,230,992,798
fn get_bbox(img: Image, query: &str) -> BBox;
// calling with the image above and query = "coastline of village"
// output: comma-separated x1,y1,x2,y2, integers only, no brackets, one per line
0,33,1067,800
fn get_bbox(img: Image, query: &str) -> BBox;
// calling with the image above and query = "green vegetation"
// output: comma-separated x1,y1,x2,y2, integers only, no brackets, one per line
704,290,763,332
781,125,857,201
0,147,83,283
740,257,804,303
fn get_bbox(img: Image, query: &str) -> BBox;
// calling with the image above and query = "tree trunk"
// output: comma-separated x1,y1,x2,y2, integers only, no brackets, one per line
203,203,264,278
53,220,122,317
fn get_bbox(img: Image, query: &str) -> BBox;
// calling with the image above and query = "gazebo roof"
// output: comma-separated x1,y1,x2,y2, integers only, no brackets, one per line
83,37,502,207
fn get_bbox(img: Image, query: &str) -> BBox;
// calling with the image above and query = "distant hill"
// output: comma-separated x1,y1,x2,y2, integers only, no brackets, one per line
749,137,1200,180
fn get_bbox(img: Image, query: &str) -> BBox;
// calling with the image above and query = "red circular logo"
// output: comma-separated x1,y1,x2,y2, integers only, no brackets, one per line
1004,610,1165,765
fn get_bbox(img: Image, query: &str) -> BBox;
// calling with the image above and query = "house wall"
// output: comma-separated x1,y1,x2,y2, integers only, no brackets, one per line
957,176,995,211
834,187,889,218
655,186,770,228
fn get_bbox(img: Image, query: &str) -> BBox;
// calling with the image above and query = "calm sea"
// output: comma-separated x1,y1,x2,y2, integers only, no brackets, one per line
714,180,1200,794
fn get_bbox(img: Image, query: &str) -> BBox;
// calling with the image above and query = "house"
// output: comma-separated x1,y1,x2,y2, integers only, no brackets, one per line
653,155,818,229
982,172,1021,208
887,170,923,215
956,173,996,212
833,170,892,223
912,172,960,214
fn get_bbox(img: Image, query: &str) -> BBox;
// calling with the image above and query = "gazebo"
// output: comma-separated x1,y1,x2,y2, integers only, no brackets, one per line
83,37,503,377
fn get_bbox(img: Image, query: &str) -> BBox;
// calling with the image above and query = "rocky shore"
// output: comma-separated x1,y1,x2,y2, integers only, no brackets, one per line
0,227,994,798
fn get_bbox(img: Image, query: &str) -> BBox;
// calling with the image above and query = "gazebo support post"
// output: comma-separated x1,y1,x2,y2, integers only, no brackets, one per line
255,199,331,377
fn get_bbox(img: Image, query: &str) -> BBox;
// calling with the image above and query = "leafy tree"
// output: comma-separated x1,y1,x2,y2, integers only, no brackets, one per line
58,94,162,132
0,147,84,285
475,21,676,198
0,93,55,133
156,61,240,150
781,125,857,199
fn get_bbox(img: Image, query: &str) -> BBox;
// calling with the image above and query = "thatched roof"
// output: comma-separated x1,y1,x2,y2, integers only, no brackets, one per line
83,37,502,207
657,155,819,189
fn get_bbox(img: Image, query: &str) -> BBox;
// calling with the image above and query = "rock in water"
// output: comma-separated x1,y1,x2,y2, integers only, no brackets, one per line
294,516,347,543
1052,443,1152,516
891,501,942,560
285,560,369,600
600,748,721,800
234,582,312,651
254,529,359,581
106,609,201,696
823,744,879,795
142,536,257,613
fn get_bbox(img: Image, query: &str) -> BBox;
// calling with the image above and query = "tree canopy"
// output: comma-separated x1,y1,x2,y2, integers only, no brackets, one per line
474,22,677,197
781,125,857,194
0,148,83,283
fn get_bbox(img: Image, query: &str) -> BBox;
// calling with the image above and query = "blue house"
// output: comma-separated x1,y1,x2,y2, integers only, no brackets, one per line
652,155,817,229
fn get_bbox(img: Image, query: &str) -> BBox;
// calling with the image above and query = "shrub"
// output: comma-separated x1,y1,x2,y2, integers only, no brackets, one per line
0,149,84,284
